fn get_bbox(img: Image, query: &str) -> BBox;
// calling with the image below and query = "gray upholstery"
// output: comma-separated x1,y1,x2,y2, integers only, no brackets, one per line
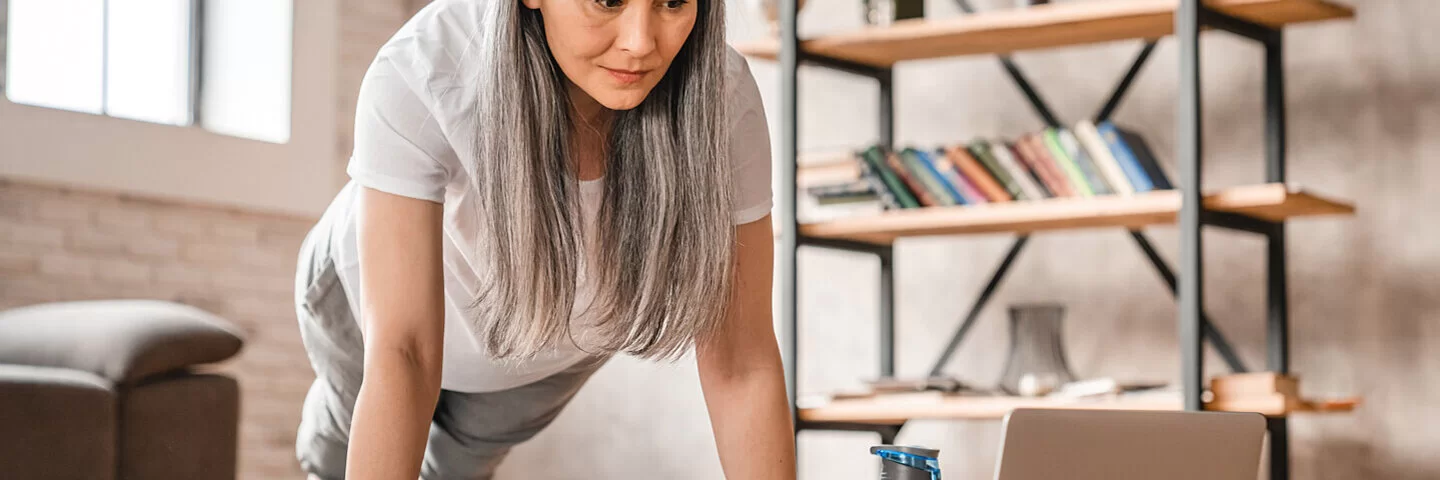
0,299,245,384
0,365,117,480
0,300,244,480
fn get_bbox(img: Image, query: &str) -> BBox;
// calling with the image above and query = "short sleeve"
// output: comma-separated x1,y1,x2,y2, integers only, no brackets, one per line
726,49,775,225
346,53,455,204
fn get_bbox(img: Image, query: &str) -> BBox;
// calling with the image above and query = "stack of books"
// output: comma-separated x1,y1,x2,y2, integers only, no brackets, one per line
805,121,1173,210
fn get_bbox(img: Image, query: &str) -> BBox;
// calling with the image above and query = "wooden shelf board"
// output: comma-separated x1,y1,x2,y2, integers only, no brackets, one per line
799,183,1354,244
800,393,1358,424
734,0,1352,67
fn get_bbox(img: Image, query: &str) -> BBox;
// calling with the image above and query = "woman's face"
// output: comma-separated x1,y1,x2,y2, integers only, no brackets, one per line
522,0,698,111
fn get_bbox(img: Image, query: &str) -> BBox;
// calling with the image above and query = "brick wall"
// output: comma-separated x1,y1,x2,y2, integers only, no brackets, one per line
0,178,317,478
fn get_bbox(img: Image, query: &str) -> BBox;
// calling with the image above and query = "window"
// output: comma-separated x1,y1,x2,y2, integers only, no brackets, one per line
1,0,293,143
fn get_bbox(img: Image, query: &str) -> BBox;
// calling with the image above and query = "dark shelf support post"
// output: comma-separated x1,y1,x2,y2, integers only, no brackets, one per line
928,236,1030,377
778,0,801,436
880,246,896,378
1095,41,1158,123
1128,231,1249,374
1265,28,1292,480
1177,0,1204,413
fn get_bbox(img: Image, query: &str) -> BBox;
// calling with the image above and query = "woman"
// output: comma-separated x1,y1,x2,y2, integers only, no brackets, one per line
292,0,792,478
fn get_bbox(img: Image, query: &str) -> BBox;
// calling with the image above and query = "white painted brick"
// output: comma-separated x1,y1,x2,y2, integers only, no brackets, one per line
67,228,130,255
154,263,213,288
0,250,39,274
183,242,289,272
93,258,153,285
213,270,292,295
128,235,182,259
38,254,94,279
153,211,210,239
92,205,151,231
0,219,65,249
212,221,261,243
34,198,93,225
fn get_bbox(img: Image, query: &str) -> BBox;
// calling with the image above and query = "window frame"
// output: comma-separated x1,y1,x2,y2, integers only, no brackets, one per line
0,0,282,140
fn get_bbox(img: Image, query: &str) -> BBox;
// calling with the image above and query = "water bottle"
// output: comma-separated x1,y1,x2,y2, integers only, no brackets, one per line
871,445,941,480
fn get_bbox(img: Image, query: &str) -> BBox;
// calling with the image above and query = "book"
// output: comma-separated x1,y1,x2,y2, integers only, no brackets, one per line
1096,121,1156,192
918,149,971,205
969,139,1028,201
855,150,903,209
901,148,958,206
1115,127,1175,190
1058,128,1115,195
889,149,942,207
905,148,963,206
946,145,1011,202
1020,133,1076,197
860,146,920,208
1074,120,1135,195
1042,128,1095,197
991,140,1048,200
938,148,990,205
807,181,878,205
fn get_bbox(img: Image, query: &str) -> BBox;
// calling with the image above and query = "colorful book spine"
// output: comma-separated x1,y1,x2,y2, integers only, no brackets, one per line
969,140,1028,201
904,148,961,206
1017,134,1074,197
1019,132,1077,196
946,145,1011,202
918,149,971,206
1059,128,1114,195
1096,121,1155,192
855,150,902,209
1042,128,1094,197
990,140,1048,200
889,149,942,207
1074,120,1135,195
861,146,920,208
1115,128,1174,190
939,148,990,205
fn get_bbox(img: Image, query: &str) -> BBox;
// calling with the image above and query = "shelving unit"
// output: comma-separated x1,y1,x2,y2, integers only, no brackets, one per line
754,0,1357,479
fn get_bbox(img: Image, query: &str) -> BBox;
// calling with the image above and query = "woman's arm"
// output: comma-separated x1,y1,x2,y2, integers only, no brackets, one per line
347,187,447,480
696,215,797,480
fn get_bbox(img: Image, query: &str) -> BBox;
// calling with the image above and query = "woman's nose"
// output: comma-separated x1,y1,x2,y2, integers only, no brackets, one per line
613,6,657,57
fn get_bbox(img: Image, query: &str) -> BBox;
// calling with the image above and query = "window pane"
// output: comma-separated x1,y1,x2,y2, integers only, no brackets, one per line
105,0,192,125
5,0,105,114
201,0,293,143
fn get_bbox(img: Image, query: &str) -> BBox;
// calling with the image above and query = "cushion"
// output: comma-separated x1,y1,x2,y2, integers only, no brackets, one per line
0,300,245,384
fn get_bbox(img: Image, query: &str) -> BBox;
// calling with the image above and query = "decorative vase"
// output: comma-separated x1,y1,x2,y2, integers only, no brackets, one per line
749,0,807,37
997,304,1077,397
864,0,924,26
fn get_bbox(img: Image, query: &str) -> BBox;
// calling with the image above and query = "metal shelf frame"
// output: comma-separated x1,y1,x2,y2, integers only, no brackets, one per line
775,0,1295,478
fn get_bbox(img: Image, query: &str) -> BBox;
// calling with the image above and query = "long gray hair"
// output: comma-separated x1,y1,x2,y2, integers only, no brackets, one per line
465,0,733,361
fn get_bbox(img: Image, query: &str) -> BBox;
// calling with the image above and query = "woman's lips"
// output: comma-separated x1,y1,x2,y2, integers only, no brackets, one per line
603,67,649,84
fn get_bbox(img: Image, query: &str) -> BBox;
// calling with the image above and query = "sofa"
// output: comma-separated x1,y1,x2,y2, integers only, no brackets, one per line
0,300,245,480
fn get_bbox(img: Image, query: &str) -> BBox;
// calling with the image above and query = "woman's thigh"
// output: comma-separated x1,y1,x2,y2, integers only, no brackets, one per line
421,356,609,480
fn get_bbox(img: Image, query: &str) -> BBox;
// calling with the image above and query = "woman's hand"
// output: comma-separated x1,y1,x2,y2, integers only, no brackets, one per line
696,215,797,480
347,187,447,480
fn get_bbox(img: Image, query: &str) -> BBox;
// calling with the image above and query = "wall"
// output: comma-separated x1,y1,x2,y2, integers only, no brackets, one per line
746,0,1432,478
0,0,340,218
0,1,412,478
502,0,1437,479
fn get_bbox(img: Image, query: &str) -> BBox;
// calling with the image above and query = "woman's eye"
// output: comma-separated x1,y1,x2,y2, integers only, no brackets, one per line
663,0,688,9
594,0,623,9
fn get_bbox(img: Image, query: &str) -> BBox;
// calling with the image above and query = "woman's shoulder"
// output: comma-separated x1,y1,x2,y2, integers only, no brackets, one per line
370,0,487,104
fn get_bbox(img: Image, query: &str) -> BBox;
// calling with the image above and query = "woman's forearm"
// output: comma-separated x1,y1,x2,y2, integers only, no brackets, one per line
346,346,442,480
699,351,797,480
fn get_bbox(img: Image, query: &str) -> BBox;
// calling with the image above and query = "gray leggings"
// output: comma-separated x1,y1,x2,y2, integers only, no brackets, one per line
292,209,606,480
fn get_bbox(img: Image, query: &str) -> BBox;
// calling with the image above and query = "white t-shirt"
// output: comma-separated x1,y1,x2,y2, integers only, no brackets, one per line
329,0,773,393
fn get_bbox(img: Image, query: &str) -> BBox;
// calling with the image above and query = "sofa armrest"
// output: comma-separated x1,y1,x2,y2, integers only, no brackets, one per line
0,364,118,480
0,300,245,385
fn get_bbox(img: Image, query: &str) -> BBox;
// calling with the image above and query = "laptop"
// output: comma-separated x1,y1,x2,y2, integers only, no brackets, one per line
993,408,1267,480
